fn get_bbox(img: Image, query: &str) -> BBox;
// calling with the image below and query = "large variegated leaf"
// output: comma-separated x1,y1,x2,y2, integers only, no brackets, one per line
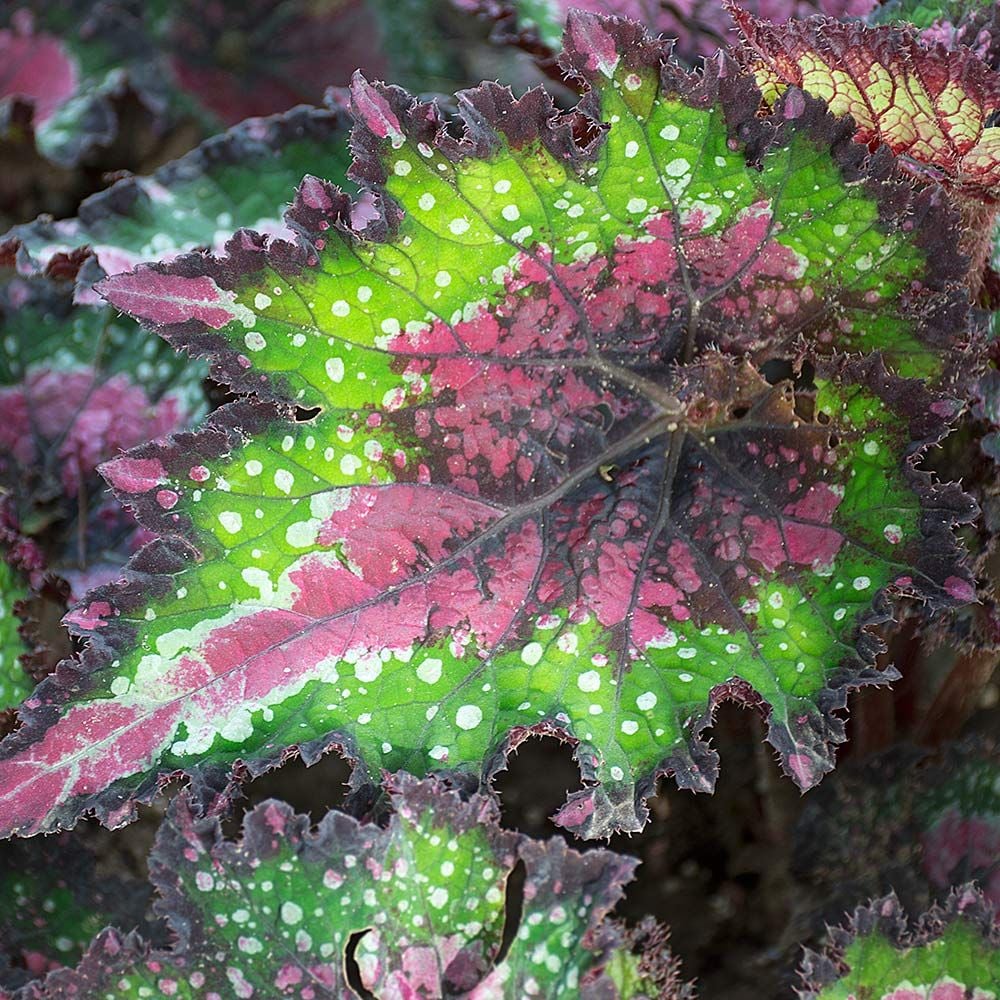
13,778,689,999
798,887,1000,1000
0,14,975,840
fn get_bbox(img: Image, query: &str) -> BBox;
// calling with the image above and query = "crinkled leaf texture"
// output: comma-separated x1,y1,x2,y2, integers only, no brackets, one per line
6,103,360,291
10,777,689,1000
0,832,154,991
732,5,1000,201
0,13,976,841
798,886,1000,999
454,0,875,66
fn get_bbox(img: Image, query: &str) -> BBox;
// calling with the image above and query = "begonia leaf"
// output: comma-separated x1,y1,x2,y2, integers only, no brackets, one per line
0,3,178,169
917,744,1000,905
11,777,688,999
0,259,204,601
454,0,876,67
0,15,976,841
731,6,1000,202
798,886,1000,1000
0,104,357,597
0,833,154,991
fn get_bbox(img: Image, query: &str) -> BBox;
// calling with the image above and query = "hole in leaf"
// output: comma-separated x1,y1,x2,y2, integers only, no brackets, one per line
220,749,352,837
295,405,322,422
344,931,374,998
760,358,795,385
496,858,526,965
494,735,582,838
828,433,840,449
729,404,750,420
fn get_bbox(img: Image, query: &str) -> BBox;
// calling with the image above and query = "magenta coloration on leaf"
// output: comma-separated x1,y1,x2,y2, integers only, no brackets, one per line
0,10,77,126
10,777,688,999
0,15,977,841
99,272,251,330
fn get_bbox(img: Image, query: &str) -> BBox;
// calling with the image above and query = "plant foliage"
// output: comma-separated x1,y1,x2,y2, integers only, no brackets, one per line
8,777,689,1000
0,12,978,842
0,2,996,994
798,886,1000,999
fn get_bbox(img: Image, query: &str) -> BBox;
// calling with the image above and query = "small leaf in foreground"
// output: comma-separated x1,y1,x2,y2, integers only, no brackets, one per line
798,886,1000,1000
0,15,975,841
16,777,688,999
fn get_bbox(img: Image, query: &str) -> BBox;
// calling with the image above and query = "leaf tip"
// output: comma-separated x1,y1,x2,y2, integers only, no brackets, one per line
349,70,403,145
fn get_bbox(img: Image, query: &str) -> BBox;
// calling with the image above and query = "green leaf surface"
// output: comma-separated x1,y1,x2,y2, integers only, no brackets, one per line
0,104,359,598
0,14,975,841
0,561,32,712
15,777,688,999
799,887,1000,999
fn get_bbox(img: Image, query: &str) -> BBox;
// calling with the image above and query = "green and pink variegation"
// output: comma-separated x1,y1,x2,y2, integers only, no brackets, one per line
14,777,687,999
0,13,975,841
